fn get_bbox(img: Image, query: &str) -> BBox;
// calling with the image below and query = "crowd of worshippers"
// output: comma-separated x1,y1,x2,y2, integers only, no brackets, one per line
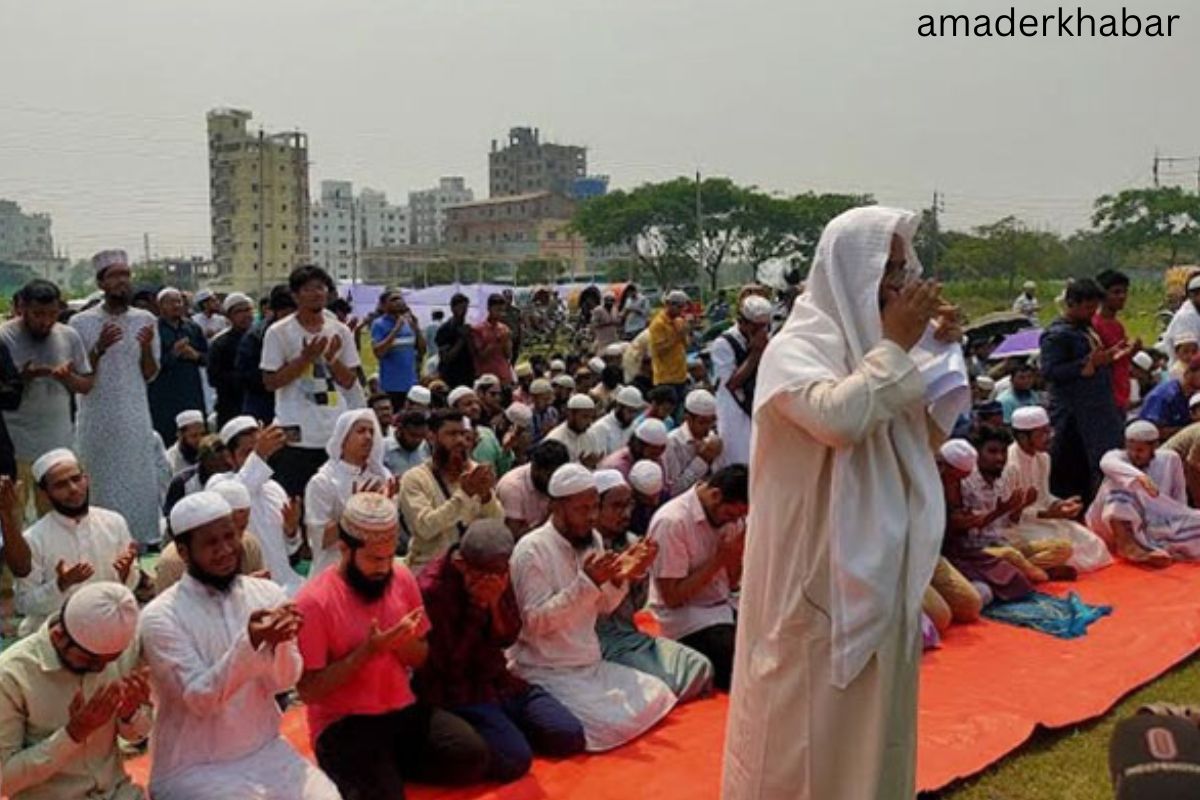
0,249,777,799
925,269,1200,645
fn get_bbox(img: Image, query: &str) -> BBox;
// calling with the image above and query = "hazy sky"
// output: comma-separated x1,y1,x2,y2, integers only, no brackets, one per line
1,0,1195,260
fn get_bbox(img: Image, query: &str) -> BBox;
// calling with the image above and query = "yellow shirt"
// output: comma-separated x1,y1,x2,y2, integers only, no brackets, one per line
648,310,688,385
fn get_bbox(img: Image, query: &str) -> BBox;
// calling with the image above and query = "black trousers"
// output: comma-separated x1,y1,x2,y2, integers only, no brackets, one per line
314,703,490,800
680,623,736,691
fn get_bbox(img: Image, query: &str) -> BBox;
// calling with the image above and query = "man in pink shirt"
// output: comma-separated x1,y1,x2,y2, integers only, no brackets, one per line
471,294,515,385
295,492,490,799
496,439,570,537
598,417,670,479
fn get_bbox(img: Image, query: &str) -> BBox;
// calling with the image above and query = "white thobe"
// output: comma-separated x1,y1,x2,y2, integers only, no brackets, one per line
164,443,195,477
1002,443,1112,571
304,458,390,577
139,574,339,800
217,454,305,596
542,423,602,463
662,424,717,498
586,412,635,457
1086,448,1200,560
15,508,141,638
508,520,676,751
709,330,753,469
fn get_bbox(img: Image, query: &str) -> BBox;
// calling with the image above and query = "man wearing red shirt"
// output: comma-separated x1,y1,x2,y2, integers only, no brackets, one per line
1093,270,1138,412
471,294,515,385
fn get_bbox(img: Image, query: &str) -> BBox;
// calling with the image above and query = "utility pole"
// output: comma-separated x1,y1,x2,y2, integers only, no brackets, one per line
257,129,265,299
695,170,704,286
350,188,358,286
1151,149,1200,192
929,190,945,279
143,233,150,266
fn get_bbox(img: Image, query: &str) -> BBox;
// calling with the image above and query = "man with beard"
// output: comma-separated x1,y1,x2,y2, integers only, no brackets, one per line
598,418,670,479
140,491,340,800
164,410,206,475
162,434,234,516
15,449,141,638
296,492,490,799
148,287,208,447
70,250,162,548
206,292,254,427
0,582,151,799
451,385,515,476
544,394,602,466
156,477,266,593
587,386,647,458
0,278,92,518
400,409,503,573
496,439,570,537
384,410,431,478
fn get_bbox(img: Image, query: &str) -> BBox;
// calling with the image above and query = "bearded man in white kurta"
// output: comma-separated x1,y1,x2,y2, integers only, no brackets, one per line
723,207,963,800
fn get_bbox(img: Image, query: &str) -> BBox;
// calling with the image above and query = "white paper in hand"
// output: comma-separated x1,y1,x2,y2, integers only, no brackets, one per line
911,326,971,435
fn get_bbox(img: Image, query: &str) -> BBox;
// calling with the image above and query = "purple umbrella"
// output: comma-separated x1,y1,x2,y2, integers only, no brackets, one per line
988,328,1043,360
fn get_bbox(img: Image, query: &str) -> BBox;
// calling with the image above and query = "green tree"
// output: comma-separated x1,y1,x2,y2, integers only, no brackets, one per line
0,262,37,297
1092,186,1200,268
515,257,567,285
132,266,165,287
738,191,872,280
68,260,94,295
939,216,1067,289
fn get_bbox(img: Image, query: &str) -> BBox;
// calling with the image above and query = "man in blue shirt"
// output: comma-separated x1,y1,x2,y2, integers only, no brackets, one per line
371,290,425,407
1140,354,1200,439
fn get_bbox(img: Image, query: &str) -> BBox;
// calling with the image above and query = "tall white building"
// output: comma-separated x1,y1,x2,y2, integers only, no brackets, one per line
0,200,53,263
408,177,473,246
310,181,409,282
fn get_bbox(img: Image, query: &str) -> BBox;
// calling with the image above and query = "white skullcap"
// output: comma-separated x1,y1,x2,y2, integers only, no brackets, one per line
975,376,996,391
741,295,772,324
175,410,205,430
156,287,182,303
170,490,232,536
515,362,534,378
615,386,647,409
448,386,476,407
635,418,669,447
548,463,596,498
567,393,595,411
92,249,128,275
341,492,399,542
1176,332,1199,347
588,357,606,374
549,359,567,371
1132,351,1154,371
1125,420,1160,443
939,440,978,473
1188,275,1200,293
222,292,252,314
1189,394,1200,410
629,460,664,495
594,469,628,495
204,476,252,510
505,402,533,429
62,583,139,656
530,378,553,395
552,375,576,390
1011,406,1051,431
666,290,689,305
407,385,432,406
1023,280,1036,291
603,343,626,358
32,448,78,483
685,389,717,416
219,415,258,446
475,374,500,390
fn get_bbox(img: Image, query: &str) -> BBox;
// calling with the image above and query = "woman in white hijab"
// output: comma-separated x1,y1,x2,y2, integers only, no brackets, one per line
304,408,392,577
722,207,962,800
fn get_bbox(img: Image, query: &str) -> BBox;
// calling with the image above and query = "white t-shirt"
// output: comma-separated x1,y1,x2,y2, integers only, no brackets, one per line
259,314,363,448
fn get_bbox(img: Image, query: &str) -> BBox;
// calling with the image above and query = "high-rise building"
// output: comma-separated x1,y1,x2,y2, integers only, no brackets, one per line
408,177,474,246
207,109,310,293
309,181,409,282
0,200,54,263
489,127,586,198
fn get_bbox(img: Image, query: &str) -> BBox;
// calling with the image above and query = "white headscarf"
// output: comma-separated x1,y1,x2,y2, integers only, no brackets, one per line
325,409,388,477
753,205,945,688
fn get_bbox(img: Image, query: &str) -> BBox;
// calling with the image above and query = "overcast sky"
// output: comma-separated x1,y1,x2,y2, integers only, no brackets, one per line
1,0,1195,260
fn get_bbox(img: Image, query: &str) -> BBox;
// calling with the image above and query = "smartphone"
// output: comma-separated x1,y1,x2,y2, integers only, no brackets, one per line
281,425,302,444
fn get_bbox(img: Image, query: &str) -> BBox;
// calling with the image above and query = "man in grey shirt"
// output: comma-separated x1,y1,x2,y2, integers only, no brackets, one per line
0,280,94,516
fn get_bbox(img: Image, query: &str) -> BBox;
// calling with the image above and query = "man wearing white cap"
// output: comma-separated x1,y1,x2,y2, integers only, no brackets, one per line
384,409,432,479
508,464,677,751
628,460,665,536
664,390,724,497
405,384,432,411
206,292,255,427
544,394,602,466
598,417,669,478
164,410,207,475
141,491,339,799
529,379,558,443
191,288,231,340
1003,406,1113,572
1163,272,1200,357
15,449,140,638
0,582,151,799
710,295,771,469
156,477,267,593
70,250,162,548
148,287,208,447
587,385,647,457
1012,280,1039,318
162,434,234,516
1087,420,1200,568
648,290,692,409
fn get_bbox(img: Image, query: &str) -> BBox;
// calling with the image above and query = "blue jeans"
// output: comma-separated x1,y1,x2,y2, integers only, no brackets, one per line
453,686,586,782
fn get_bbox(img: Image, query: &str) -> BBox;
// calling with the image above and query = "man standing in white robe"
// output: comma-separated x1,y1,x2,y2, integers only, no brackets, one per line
507,463,675,752
723,206,964,800
709,296,771,470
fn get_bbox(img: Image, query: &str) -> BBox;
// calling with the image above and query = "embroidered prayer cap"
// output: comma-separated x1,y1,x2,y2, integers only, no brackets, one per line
219,415,259,446
475,374,501,391
205,475,252,510
741,295,773,324
939,439,978,473
615,386,647,409
32,448,78,483
195,289,215,304
459,518,515,568
634,418,669,447
341,491,400,542
61,582,139,657
91,249,128,275
566,393,595,411
1132,351,1154,371
1011,406,1051,432
552,375,576,390
1188,274,1200,293
407,385,432,406
665,290,690,305
505,402,533,429
515,362,535,379
170,491,232,536
628,460,664,496
549,359,567,372
448,386,477,407
156,287,182,304
1125,420,1160,443
588,357,606,374
548,463,596,499
530,378,553,396
175,410,205,430
222,292,252,314
594,469,628,495
684,389,717,417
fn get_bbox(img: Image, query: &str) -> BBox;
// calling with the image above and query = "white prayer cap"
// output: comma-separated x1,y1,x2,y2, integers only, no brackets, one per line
407,385,432,406
91,249,128,275
515,362,534,378
939,440,977,473
195,289,215,304
1190,394,1200,410
341,492,399,542
588,357,606,374
1188,275,1200,293
741,295,772,324
975,376,996,392
548,463,596,498
505,402,533,429
474,374,501,391
552,375,576,390
549,359,567,371
685,389,717,417
32,448,78,483
204,476,251,510
1176,332,1199,347
175,410,205,430
666,290,689,305
594,469,628,495
1132,351,1154,371
61,583,138,656
219,415,259,446
1125,420,1160,443
1011,406,1051,431
603,343,625,358
222,292,252,314
156,287,182,304
567,393,595,411
629,460,664,496
1023,280,1037,291
615,386,647,409
634,418,669,447
530,378,553,395
448,386,477,407
170,490,232,536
